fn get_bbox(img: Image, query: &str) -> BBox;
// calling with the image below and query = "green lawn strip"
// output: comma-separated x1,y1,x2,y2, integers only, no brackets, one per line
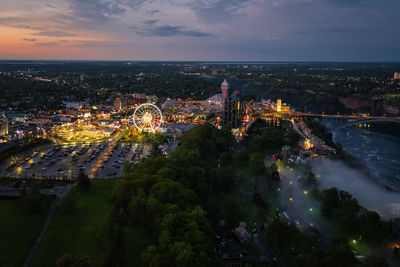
31,179,117,267
0,197,51,266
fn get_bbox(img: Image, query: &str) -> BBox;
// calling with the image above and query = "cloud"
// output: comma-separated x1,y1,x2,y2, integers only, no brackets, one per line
22,38,36,42
0,17,35,29
32,39,124,48
137,25,211,37
1,0,400,60
62,0,154,22
32,30,77,37
146,9,160,16
64,0,127,21
34,42,60,47
142,19,159,25
188,0,261,24
188,0,251,10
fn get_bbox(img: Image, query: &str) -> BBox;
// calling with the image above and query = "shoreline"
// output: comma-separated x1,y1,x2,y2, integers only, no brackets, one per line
304,118,399,192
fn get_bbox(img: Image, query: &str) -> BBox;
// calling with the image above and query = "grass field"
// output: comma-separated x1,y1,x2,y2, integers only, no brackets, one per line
0,197,51,266
31,180,117,267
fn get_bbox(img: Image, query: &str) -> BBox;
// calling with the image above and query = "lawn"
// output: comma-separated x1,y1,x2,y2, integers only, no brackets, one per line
0,197,51,266
31,179,117,267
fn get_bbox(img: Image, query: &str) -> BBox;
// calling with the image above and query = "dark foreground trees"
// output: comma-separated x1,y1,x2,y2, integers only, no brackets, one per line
105,124,232,266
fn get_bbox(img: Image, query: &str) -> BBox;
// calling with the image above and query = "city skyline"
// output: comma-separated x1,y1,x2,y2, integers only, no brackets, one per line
1,0,400,61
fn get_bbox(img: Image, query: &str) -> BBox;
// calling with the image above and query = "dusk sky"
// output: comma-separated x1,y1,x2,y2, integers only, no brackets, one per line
1,0,399,61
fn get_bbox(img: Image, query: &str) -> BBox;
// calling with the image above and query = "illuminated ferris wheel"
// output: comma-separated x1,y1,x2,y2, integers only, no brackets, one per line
133,103,162,132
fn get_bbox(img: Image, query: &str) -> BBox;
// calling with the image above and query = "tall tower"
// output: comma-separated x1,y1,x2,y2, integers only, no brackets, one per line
277,99,282,112
224,90,244,129
221,79,229,103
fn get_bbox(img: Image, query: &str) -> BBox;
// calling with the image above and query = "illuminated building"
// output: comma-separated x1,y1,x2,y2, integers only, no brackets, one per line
207,94,223,105
65,102,83,110
276,99,290,113
395,72,400,80
0,114,8,136
113,98,123,111
126,95,144,107
276,99,282,112
224,90,245,129
221,79,229,103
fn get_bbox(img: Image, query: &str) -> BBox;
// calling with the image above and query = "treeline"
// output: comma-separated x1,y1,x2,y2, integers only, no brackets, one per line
266,219,389,267
105,124,234,266
118,74,220,100
315,188,390,242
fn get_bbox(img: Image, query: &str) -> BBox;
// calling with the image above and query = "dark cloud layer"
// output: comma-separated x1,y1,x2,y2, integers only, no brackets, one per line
1,0,400,60
137,25,211,37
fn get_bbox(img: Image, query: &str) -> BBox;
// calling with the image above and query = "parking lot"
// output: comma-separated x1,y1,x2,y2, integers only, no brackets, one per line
0,142,153,179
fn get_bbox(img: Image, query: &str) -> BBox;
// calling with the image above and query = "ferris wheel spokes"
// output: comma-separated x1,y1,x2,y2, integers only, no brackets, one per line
133,103,162,132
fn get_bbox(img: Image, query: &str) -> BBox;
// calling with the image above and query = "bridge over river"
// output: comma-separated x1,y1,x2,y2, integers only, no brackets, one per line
292,112,400,132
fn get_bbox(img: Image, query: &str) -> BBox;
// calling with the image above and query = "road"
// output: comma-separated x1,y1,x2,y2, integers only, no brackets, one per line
277,163,331,247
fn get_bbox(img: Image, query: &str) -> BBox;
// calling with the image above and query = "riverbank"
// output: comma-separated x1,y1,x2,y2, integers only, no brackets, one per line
304,118,399,192
331,122,400,189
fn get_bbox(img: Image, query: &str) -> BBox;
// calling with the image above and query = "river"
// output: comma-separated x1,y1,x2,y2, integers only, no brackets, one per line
323,120,400,190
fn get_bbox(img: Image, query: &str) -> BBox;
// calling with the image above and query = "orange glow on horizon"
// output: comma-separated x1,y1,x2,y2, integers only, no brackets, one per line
0,25,122,59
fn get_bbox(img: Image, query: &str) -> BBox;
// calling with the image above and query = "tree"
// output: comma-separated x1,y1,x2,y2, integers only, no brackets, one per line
105,221,125,267
78,170,91,192
340,213,362,234
266,220,292,249
170,241,195,267
325,244,358,267
249,153,266,176
320,188,339,217
76,256,92,267
237,150,249,165
361,210,389,241
141,245,161,267
363,255,389,267
214,166,235,193
56,253,74,267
